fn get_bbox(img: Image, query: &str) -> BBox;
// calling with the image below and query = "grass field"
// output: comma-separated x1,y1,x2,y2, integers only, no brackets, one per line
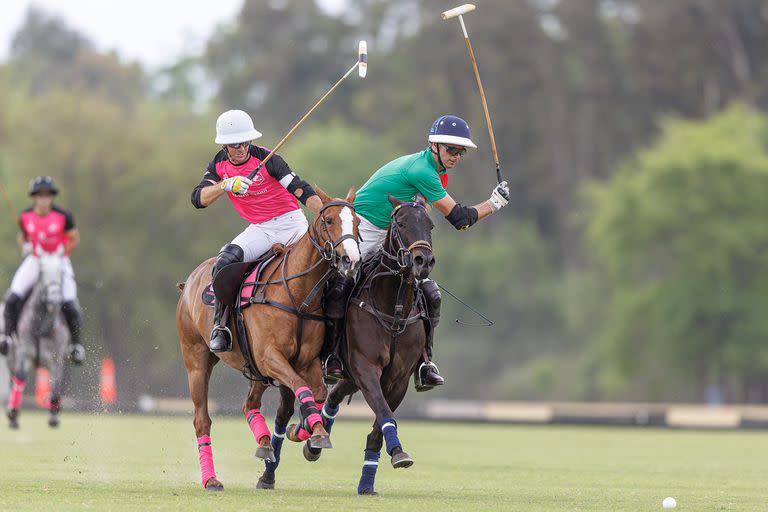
0,411,765,511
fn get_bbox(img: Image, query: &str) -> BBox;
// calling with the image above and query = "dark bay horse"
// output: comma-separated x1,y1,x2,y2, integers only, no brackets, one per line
176,188,360,490
270,194,435,494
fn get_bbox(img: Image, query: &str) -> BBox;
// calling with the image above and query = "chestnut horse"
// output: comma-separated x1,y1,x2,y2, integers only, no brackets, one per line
266,195,436,494
176,188,360,491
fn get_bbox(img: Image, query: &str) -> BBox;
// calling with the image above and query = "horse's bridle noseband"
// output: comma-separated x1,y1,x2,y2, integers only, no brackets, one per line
383,202,433,271
309,200,359,266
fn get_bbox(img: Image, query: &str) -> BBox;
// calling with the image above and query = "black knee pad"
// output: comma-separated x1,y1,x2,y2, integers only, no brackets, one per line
213,244,244,276
420,280,441,311
4,292,23,334
323,273,355,319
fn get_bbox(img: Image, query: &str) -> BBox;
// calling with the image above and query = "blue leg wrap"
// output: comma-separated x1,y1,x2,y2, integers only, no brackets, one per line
357,449,380,494
322,402,339,434
265,421,286,472
379,418,401,456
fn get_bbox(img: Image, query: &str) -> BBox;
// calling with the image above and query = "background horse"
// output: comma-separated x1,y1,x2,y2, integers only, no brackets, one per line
176,188,360,491
5,248,72,429
278,194,436,495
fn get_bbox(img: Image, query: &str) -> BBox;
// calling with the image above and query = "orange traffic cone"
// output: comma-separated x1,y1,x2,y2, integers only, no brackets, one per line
35,368,51,408
100,357,117,405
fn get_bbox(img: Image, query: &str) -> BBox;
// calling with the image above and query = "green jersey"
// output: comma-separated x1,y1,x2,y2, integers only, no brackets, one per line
354,149,447,229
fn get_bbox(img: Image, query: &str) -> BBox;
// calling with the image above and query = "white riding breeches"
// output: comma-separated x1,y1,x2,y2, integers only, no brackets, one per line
230,209,309,262
359,215,388,260
10,255,77,301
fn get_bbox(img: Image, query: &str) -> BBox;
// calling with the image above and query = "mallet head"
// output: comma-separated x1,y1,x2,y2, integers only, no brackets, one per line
441,4,476,20
358,40,367,78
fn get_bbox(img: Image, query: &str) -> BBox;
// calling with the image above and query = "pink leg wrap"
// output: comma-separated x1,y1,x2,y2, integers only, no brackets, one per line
197,435,217,487
295,426,311,441
9,376,25,410
245,408,271,442
295,386,322,430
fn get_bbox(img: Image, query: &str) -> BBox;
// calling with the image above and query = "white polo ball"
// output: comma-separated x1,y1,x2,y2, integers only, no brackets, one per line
662,497,677,509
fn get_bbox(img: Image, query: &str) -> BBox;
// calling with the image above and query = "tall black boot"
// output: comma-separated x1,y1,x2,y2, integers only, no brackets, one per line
209,244,244,353
209,298,232,353
321,274,355,382
61,300,85,364
416,279,444,391
1,293,23,356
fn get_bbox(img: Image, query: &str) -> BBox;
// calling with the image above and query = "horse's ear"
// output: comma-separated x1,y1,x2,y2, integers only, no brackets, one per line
387,193,402,208
345,186,356,203
314,185,331,204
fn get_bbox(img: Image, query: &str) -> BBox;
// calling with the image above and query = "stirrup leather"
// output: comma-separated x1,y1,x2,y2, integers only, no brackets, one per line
414,361,440,391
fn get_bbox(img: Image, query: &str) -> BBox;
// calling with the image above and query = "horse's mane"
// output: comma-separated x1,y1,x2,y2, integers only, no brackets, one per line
271,243,287,255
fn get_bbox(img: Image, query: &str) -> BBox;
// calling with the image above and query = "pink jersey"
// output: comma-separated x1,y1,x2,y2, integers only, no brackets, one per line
206,148,299,224
19,206,75,254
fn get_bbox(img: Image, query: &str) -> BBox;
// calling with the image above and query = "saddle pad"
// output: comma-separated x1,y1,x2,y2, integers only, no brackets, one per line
201,283,215,307
239,254,278,308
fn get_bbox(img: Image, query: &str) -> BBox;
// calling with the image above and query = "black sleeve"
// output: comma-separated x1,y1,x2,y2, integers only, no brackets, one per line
63,210,76,231
445,203,479,230
256,147,316,205
191,159,222,209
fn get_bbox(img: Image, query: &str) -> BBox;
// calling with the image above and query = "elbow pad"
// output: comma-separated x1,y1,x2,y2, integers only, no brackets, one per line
445,204,478,230
283,174,316,205
191,187,206,209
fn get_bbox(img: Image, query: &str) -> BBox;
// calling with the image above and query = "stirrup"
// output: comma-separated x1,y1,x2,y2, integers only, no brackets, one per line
414,361,441,392
323,354,344,384
209,325,233,353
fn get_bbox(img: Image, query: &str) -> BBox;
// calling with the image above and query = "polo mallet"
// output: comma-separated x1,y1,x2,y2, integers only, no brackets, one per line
0,180,16,221
442,4,502,184
248,41,368,180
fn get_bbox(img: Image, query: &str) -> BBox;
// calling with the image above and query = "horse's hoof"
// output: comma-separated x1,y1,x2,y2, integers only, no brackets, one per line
309,434,332,450
391,451,413,469
286,424,302,443
7,409,19,429
256,475,275,490
204,478,224,491
303,442,322,462
358,489,379,496
48,415,60,428
254,446,276,463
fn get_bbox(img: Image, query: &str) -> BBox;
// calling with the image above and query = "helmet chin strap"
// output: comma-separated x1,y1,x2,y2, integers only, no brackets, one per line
224,145,247,165
430,143,447,171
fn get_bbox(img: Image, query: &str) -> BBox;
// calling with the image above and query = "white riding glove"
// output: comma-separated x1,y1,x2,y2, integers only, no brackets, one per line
220,176,253,196
487,181,509,212
21,242,32,257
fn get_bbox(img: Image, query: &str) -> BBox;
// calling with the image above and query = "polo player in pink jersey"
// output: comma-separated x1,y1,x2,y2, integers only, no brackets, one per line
1,176,85,364
191,109,324,352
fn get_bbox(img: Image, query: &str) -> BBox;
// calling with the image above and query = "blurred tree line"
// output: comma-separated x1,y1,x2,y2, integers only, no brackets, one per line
2,0,768,404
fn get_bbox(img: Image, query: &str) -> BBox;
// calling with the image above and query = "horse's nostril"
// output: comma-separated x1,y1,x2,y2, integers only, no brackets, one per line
342,255,351,265
414,255,424,266
428,255,436,268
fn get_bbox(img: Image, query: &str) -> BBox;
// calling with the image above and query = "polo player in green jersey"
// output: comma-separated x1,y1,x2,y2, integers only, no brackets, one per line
322,115,510,391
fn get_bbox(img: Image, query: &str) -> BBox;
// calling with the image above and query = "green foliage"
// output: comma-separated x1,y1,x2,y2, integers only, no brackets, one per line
581,104,768,399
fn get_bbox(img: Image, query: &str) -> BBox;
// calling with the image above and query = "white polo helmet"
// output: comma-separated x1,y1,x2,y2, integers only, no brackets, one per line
214,109,263,145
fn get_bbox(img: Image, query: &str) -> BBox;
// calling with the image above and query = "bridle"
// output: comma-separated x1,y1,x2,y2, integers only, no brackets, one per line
308,200,359,268
381,202,433,272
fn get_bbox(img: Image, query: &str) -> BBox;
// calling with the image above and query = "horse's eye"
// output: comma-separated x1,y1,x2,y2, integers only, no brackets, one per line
398,223,405,228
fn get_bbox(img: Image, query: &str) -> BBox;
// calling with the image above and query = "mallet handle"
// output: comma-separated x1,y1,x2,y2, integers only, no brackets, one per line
248,62,360,180
0,180,16,220
462,20,502,183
